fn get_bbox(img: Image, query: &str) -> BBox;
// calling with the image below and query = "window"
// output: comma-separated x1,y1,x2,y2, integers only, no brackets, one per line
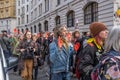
31,12,33,21
1,2,3,5
6,10,8,12
18,9,20,15
44,21,48,31
39,4,42,16
34,25,36,33
45,0,49,12
18,18,20,25
6,9,9,17
22,0,25,4
6,1,9,7
21,15,24,24
26,15,28,23
13,7,16,16
31,27,33,33
57,0,60,5
34,8,37,19
18,0,20,6
31,0,33,9
1,10,3,13
27,5,28,12
34,0,37,6
22,7,25,14
1,21,3,27
55,16,60,26
84,2,98,24
6,1,9,3
38,23,41,32
1,21,3,24
67,11,75,27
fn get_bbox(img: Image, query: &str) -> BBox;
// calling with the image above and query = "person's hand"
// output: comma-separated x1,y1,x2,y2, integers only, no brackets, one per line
20,49,25,52
35,56,39,58
33,48,36,52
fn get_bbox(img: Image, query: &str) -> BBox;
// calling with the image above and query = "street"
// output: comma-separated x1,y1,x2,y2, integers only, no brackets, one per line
9,62,77,80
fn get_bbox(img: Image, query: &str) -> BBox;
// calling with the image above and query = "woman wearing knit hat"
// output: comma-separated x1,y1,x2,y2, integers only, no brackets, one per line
77,22,108,80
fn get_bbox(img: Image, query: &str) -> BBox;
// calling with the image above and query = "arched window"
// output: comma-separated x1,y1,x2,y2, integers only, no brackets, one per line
45,0,49,12
44,21,48,31
38,23,41,32
55,16,60,26
67,10,75,27
34,25,36,33
84,2,98,24
57,0,60,5
31,27,33,33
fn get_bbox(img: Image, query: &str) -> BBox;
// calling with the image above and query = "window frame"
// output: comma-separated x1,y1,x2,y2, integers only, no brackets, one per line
57,0,60,5
45,0,49,12
34,25,36,33
84,2,98,24
67,11,75,28
55,16,60,26
31,27,33,33
38,23,41,32
44,21,48,31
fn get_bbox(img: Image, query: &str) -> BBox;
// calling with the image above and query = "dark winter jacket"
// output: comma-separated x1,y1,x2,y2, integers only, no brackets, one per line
78,38,104,80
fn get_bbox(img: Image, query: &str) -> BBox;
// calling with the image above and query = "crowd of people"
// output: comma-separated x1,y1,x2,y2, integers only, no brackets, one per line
0,22,120,80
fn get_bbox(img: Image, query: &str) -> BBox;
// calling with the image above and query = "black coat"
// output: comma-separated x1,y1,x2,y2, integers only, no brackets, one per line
78,42,103,80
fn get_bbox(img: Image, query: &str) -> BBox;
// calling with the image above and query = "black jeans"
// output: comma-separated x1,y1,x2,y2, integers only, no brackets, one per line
34,66,39,80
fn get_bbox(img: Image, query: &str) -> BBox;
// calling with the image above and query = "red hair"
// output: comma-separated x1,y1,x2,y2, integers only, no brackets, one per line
94,35,103,46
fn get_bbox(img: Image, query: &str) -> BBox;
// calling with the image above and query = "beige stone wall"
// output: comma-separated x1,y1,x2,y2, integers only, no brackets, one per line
0,0,16,19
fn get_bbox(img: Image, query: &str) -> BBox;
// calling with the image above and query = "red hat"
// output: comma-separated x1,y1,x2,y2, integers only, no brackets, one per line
89,22,107,37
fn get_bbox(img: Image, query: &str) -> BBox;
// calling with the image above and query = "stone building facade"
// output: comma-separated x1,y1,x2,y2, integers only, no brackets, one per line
16,0,114,33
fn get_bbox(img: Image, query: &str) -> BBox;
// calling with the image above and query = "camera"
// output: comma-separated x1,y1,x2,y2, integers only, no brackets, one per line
27,47,34,52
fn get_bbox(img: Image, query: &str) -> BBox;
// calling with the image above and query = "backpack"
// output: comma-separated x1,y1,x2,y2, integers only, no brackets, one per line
91,51,120,80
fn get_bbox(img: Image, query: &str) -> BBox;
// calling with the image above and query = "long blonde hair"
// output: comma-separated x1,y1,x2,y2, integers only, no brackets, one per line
56,25,68,50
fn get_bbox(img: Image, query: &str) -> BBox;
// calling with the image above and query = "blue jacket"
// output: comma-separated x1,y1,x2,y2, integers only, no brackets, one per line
49,40,73,73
